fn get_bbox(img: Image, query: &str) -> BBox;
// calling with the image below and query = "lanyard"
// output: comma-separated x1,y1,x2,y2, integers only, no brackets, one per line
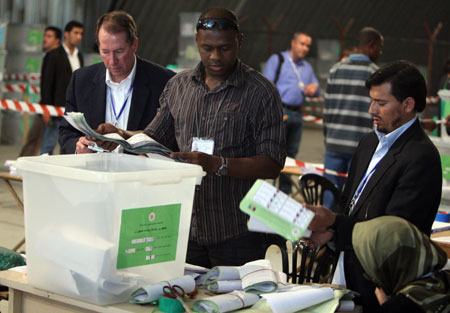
348,158,383,214
288,56,304,89
109,83,134,126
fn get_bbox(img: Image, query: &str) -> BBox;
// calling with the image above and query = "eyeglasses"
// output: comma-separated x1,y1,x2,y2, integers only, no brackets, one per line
196,18,239,32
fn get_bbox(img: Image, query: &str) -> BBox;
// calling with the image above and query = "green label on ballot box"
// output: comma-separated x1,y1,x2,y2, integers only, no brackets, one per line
240,179,315,241
117,203,181,269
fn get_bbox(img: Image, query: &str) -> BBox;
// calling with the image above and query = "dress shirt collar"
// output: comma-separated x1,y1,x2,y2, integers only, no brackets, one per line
375,116,417,148
349,54,370,62
62,42,79,57
105,55,137,87
285,50,304,65
191,59,244,90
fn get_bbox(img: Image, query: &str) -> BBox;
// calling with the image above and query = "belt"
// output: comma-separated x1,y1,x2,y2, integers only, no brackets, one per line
282,103,302,112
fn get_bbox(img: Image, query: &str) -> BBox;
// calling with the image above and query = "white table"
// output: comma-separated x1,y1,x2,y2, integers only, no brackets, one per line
0,270,153,313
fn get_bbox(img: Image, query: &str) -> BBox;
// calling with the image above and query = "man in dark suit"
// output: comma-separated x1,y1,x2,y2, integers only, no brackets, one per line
41,20,84,154
306,60,442,313
59,11,174,154
19,26,62,156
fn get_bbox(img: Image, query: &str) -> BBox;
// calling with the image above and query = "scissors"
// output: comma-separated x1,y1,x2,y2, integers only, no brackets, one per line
162,284,194,313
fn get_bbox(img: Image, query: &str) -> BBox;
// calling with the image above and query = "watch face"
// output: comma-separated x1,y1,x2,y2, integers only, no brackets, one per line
218,166,228,176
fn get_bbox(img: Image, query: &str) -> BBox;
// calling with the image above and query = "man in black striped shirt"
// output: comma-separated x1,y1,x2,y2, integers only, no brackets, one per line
95,8,286,267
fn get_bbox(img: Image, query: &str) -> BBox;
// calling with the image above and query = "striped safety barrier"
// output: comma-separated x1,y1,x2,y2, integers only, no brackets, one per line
302,113,322,125
294,159,348,178
305,96,440,104
0,97,325,125
5,73,41,81
0,98,63,117
0,83,40,94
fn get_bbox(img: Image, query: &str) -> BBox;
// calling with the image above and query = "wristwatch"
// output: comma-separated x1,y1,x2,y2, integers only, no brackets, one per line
216,156,229,176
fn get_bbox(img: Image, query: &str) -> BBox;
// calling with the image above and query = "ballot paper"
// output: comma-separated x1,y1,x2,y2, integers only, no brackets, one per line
248,216,312,238
240,180,315,241
336,300,355,312
203,266,241,284
191,290,260,313
261,285,335,313
63,112,175,158
207,280,243,293
239,260,286,294
129,275,195,304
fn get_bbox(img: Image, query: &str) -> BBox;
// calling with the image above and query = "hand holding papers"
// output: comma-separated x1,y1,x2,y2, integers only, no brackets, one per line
64,112,174,158
240,180,315,241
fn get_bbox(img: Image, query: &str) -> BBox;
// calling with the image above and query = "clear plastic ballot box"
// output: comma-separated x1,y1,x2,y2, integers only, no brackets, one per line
16,153,204,305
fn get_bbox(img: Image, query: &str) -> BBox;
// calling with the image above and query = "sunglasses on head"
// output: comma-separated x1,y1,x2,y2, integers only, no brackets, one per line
196,18,239,32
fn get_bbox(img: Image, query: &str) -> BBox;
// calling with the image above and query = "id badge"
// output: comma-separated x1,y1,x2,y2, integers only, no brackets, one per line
192,137,214,155
298,81,305,91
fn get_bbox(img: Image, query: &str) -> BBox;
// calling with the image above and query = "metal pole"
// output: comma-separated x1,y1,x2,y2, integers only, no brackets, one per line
424,21,443,117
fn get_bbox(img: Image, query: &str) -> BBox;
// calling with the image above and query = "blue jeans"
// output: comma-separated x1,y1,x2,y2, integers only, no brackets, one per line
323,150,353,211
186,232,267,268
279,108,303,194
40,117,61,155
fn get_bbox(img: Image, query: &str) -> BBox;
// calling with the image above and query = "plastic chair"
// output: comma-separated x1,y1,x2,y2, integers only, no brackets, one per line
299,173,341,206
264,234,290,278
290,174,341,284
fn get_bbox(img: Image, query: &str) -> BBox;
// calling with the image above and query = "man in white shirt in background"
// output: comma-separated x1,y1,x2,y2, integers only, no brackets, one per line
40,20,84,154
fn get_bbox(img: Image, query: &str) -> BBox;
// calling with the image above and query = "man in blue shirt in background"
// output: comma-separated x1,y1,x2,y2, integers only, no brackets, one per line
264,32,319,194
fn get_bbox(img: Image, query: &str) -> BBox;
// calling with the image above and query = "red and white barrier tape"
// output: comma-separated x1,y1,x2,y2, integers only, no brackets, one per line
0,84,40,94
294,159,348,178
5,73,41,81
302,113,322,125
305,96,440,104
0,99,63,117
426,96,440,104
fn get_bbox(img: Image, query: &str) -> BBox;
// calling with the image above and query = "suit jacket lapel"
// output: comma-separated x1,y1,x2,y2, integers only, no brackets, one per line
60,47,72,75
349,119,420,217
344,134,377,215
88,65,107,128
127,58,150,130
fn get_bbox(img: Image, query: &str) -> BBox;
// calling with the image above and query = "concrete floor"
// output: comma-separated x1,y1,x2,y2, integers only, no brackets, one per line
0,123,325,312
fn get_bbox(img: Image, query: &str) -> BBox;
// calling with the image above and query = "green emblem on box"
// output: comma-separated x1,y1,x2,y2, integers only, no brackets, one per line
117,203,181,269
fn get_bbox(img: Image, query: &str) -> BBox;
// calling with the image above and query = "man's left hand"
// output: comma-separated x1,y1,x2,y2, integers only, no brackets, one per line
305,204,336,232
305,230,334,248
304,83,318,96
170,151,220,173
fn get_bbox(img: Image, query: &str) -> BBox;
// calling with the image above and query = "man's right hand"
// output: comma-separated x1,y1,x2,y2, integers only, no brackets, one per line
75,136,95,154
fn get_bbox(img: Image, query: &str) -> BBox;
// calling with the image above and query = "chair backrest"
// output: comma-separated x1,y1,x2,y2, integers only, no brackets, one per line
291,174,340,284
299,173,340,207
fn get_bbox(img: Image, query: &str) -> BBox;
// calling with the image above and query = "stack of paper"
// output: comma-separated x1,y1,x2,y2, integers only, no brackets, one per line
64,112,175,158
192,290,259,313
